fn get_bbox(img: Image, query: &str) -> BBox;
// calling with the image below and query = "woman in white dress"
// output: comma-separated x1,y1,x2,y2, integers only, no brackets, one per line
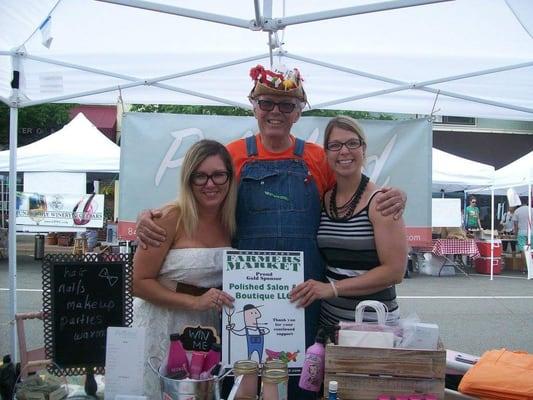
132,139,237,398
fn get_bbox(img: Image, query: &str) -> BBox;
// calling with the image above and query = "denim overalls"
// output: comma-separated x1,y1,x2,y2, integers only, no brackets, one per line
235,136,324,350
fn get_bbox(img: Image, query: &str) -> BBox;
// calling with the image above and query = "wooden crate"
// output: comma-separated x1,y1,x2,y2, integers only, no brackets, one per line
324,343,446,399
503,255,524,271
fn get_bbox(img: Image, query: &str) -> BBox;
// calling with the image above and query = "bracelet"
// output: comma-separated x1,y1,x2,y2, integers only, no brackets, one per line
329,281,339,298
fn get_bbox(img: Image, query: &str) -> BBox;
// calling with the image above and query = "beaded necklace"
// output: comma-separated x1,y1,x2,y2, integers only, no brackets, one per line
329,174,369,221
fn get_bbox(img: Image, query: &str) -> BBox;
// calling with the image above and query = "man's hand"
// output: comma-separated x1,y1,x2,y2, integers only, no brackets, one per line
375,187,407,220
136,209,166,249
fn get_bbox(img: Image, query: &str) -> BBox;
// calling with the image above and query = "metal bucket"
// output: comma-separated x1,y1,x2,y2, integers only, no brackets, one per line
149,357,226,400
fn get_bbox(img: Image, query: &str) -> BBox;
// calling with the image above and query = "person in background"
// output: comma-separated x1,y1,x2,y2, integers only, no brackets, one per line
136,65,406,399
500,205,516,253
289,116,407,325
132,140,236,398
513,200,532,255
465,196,482,231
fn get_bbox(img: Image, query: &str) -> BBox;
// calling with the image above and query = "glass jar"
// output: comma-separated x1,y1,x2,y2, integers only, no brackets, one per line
233,360,259,400
261,368,288,400
262,360,288,373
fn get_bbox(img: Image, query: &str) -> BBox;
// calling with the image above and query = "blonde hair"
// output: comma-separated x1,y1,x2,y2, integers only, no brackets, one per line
323,116,367,150
175,139,237,239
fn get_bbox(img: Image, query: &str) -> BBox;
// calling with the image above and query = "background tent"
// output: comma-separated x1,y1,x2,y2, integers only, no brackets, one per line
493,151,533,196
0,113,120,173
432,148,495,193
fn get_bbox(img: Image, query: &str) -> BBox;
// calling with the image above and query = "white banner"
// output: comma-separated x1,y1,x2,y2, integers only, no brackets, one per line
223,250,305,374
119,113,433,246
16,192,105,228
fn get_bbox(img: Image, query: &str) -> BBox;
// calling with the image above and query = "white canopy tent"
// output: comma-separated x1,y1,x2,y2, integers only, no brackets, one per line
0,113,120,172
432,148,495,193
2,0,533,359
494,151,533,195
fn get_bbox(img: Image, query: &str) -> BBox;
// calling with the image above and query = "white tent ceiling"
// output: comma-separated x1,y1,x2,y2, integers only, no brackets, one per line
1,0,533,120
0,113,120,172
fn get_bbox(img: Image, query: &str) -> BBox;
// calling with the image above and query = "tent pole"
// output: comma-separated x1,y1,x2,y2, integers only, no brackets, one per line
8,62,20,361
285,52,533,114
25,51,270,84
271,0,452,28
490,188,494,281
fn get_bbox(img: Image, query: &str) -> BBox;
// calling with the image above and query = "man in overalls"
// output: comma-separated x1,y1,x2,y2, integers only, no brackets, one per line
136,65,406,398
226,304,270,363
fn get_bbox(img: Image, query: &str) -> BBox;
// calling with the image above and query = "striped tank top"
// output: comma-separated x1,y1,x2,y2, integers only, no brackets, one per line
317,190,398,326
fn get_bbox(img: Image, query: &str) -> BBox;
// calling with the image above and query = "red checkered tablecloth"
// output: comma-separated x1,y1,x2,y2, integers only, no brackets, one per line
432,239,481,259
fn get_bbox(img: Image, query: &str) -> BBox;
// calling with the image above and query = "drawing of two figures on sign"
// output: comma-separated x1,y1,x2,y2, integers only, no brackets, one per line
226,304,270,363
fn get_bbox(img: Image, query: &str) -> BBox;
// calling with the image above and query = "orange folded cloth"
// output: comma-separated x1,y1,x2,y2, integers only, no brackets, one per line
458,348,533,400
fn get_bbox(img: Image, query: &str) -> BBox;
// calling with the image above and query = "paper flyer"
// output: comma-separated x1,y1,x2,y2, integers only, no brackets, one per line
222,249,305,374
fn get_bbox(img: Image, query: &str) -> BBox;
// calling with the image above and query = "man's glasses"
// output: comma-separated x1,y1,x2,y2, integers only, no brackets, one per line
471,201,477,204
326,138,365,152
256,99,297,113
190,171,230,186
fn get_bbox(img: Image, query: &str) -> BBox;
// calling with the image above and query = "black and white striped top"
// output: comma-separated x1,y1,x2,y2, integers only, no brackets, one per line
317,191,398,326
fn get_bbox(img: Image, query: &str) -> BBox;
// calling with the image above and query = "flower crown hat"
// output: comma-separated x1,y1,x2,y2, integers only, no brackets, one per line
248,64,307,103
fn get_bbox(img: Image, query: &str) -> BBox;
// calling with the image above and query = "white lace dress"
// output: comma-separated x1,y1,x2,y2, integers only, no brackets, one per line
133,247,230,399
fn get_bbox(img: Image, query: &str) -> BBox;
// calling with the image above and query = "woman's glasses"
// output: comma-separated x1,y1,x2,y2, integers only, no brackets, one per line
190,171,230,186
326,138,365,152
256,99,297,113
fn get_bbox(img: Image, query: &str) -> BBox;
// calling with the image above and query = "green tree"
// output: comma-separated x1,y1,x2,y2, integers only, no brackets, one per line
0,103,76,148
130,104,393,120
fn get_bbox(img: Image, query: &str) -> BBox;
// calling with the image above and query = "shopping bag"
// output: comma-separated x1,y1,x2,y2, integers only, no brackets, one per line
458,348,533,400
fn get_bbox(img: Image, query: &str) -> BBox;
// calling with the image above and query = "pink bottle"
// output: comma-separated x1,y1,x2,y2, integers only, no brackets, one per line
202,343,221,374
166,333,189,377
298,329,326,392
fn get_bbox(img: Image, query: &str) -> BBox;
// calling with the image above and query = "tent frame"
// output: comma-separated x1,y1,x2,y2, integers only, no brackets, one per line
3,0,533,361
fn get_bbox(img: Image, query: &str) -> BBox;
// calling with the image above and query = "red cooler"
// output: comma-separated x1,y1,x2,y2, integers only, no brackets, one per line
476,240,502,257
474,257,502,274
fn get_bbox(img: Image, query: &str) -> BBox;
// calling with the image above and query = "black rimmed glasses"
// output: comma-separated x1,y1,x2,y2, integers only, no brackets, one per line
190,171,230,186
326,138,365,152
256,99,297,113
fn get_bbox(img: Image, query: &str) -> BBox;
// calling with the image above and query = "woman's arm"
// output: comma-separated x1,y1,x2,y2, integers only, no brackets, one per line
132,206,233,311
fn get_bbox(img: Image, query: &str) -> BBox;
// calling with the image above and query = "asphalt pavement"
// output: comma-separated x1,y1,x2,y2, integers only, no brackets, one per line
1,236,532,360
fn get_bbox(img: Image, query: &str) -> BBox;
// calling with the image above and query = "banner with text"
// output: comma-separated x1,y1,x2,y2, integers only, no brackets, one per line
222,250,305,374
16,192,104,228
119,113,432,246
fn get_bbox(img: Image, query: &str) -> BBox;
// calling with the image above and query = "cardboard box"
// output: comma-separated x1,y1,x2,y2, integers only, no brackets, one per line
503,256,524,271
325,342,446,399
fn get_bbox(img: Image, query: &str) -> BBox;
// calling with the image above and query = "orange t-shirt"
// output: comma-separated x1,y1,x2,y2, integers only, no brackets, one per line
226,134,335,198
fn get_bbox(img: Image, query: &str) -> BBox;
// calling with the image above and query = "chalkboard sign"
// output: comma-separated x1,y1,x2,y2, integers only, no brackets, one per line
180,325,219,352
42,253,133,375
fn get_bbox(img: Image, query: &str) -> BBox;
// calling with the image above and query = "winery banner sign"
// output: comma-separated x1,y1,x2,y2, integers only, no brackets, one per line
16,192,104,228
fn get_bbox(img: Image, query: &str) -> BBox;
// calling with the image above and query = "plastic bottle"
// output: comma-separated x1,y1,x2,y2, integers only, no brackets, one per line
165,333,189,377
298,328,326,392
327,380,338,400
202,343,221,373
